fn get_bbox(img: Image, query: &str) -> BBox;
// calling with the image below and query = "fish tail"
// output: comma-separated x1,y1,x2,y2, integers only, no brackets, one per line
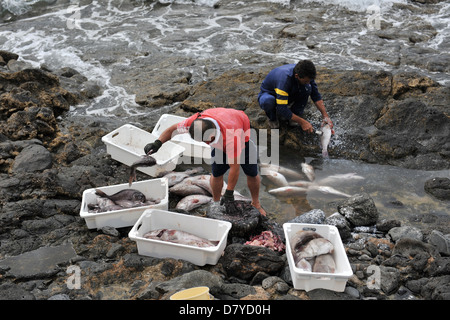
95,189,108,198
129,168,136,187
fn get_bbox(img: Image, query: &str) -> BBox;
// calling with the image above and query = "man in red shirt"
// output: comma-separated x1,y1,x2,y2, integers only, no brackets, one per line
144,108,266,216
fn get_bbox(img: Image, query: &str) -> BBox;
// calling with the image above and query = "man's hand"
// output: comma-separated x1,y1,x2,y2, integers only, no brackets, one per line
144,139,162,155
322,117,335,134
300,120,314,134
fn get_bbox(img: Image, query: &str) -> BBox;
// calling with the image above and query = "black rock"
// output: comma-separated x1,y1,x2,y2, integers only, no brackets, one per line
424,177,450,201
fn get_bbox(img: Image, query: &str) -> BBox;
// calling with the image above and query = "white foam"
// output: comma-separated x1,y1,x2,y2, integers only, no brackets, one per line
302,0,406,12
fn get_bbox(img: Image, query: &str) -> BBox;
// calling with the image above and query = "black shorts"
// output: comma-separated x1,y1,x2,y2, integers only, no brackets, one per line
211,140,258,177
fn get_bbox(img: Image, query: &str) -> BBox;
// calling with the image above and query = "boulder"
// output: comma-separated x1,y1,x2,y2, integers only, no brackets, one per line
388,226,423,242
220,243,285,281
337,193,379,226
12,144,52,173
424,177,450,201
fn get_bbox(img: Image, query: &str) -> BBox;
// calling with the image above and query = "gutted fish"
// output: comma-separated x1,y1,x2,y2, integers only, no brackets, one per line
263,169,289,187
143,228,219,248
309,186,351,198
312,254,336,273
176,194,212,211
320,124,332,158
95,189,146,205
301,163,315,181
169,176,211,197
128,155,157,186
290,230,336,273
268,186,308,197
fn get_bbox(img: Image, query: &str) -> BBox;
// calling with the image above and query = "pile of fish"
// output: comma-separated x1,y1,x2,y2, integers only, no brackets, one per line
143,228,219,248
290,230,336,273
244,231,286,252
162,168,250,212
261,162,364,199
87,189,160,213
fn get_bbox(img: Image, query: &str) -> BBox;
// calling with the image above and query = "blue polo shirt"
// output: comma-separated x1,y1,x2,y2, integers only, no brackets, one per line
259,64,322,119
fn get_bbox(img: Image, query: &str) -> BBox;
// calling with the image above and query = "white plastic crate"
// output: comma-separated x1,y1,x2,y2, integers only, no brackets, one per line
151,114,211,163
283,223,353,292
102,124,185,177
129,209,232,266
80,178,168,229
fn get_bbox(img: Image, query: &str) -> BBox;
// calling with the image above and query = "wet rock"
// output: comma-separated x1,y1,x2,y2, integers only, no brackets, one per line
0,50,19,64
220,244,285,281
220,283,256,299
0,243,77,280
380,266,400,295
376,219,401,232
337,193,379,226
155,270,224,297
325,212,352,241
286,208,325,224
388,226,423,242
429,230,450,255
424,177,450,201
0,283,35,300
12,144,52,173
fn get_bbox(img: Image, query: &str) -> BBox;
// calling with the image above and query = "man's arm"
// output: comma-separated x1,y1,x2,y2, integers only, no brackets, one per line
158,123,180,143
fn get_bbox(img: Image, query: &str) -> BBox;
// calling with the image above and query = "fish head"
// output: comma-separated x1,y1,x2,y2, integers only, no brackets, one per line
131,192,146,203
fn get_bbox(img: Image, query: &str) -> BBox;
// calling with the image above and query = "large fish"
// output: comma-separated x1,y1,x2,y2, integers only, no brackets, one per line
301,163,315,181
128,155,157,186
162,167,205,187
290,230,335,272
320,124,332,158
169,176,211,197
260,163,306,180
175,194,212,211
88,189,159,213
268,186,308,197
312,254,336,273
308,186,351,198
263,169,289,187
95,189,146,205
316,173,365,186
143,228,219,248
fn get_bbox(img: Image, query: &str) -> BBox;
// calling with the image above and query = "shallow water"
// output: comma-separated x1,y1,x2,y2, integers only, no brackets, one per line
253,153,450,226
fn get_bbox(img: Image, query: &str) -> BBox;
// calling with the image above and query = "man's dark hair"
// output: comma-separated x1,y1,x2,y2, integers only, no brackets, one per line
189,119,216,141
294,60,317,79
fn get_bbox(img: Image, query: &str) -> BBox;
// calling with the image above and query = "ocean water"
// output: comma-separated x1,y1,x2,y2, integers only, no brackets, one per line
1,0,449,120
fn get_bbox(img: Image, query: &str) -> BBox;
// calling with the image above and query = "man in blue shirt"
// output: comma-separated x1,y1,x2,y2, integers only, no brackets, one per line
258,60,333,132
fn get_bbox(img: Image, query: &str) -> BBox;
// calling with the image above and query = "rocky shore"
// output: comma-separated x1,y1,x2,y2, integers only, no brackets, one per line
0,50,449,300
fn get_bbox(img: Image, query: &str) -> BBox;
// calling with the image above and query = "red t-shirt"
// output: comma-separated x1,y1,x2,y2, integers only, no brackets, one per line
177,108,251,159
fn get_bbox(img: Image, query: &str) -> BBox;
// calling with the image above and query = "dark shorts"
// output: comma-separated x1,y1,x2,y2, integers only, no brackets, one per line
211,140,258,177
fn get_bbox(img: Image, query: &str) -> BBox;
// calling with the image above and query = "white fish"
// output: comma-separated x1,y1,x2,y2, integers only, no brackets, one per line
309,185,351,198
312,254,336,273
175,194,212,211
316,173,365,186
320,124,332,158
264,169,289,187
268,186,308,196
288,180,314,187
143,228,219,248
297,237,334,260
169,176,211,196
296,258,314,272
260,163,306,180
301,163,315,181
